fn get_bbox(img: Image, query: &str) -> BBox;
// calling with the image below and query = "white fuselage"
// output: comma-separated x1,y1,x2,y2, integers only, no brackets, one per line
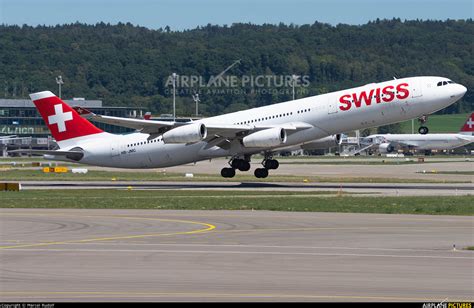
55,76,467,168
363,133,474,151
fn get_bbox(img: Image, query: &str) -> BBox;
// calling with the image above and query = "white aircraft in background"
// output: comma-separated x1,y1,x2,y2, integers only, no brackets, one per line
359,112,474,155
11,76,466,178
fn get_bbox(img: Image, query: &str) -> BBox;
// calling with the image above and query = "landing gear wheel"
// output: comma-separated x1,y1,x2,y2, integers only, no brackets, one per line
254,168,269,179
263,159,279,170
418,126,429,135
231,159,251,171
221,167,236,178
239,161,251,171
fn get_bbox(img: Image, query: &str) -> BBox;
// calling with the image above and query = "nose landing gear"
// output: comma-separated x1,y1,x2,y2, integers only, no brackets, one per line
418,115,429,135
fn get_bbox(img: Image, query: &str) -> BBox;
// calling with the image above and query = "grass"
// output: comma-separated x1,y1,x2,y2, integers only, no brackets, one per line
0,189,472,215
0,169,469,183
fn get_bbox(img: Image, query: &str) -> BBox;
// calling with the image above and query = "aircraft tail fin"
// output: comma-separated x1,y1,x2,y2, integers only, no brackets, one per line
459,112,474,135
30,91,104,145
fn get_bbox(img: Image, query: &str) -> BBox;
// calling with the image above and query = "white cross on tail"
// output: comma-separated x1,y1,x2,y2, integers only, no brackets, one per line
466,117,473,129
48,104,73,132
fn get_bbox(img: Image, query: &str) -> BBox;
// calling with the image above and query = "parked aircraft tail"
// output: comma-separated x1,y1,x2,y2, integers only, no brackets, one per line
459,112,474,135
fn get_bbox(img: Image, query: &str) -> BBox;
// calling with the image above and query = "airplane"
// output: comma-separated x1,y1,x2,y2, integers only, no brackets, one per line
10,76,467,178
358,112,474,155
0,135,18,140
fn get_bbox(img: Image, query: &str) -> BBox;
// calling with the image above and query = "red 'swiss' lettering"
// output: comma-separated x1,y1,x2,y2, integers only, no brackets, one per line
339,94,352,111
382,85,395,102
375,88,381,104
396,83,409,99
352,89,374,108
338,83,410,111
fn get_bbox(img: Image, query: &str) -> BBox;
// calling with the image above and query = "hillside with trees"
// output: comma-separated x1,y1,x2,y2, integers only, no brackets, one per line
0,19,472,117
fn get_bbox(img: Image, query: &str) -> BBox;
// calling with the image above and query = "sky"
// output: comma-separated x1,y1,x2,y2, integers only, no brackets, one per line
0,0,472,30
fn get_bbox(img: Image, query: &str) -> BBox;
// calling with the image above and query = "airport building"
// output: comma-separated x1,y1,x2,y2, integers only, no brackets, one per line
0,98,146,156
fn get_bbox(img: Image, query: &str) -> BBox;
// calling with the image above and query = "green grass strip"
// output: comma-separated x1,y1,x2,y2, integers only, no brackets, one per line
1,190,472,215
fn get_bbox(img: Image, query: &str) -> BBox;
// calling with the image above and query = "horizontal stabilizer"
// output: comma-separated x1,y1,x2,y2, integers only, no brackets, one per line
8,149,84,161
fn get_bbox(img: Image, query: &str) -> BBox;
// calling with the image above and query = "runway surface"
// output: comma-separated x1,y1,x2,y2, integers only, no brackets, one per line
18,180,474,196
1,209,473,302
93,156,474,182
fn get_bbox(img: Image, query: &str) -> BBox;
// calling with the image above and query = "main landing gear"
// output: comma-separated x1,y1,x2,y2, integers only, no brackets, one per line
418,115,429,135
254,156,279,178
220,155,280,178
221,156,251,178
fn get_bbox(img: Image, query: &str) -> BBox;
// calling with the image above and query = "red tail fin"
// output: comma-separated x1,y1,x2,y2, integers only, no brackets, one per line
30,91,103,141
459,112,474,134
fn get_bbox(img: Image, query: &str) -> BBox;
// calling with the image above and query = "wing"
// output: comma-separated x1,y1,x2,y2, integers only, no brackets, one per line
8,149,84,161
73,106,179,134
389,140,420,148
204,121,314,149
72,106,314,149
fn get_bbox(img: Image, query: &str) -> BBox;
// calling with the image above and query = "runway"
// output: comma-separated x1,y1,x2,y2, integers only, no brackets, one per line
17,180,474,196
1,209,473,302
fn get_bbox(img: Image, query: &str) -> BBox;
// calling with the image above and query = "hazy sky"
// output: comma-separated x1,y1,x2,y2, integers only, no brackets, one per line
0,0,472,30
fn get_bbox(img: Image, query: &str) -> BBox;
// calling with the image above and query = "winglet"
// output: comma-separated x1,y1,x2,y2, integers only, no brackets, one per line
72,106,95,118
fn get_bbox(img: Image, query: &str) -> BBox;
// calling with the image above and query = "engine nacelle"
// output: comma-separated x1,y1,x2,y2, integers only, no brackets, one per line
379,142,395,153
242,127,287,148
162,123,207,144
301,134,341,150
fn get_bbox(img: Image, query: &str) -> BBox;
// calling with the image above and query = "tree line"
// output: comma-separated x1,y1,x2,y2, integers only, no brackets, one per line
0,19,472,119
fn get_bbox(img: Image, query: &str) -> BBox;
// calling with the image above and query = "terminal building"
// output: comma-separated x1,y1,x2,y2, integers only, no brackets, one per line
0,98,146,156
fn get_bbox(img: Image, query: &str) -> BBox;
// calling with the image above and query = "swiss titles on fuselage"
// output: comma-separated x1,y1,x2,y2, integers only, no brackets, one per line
338,83,410,111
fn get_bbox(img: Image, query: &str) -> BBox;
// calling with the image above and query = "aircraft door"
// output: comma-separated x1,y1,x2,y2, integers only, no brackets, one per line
327,94,338,114
110,141,120,158
411,79,423,98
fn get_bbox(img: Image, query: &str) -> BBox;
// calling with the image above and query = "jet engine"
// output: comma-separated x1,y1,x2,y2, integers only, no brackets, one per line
378,142,395,153
301,134,342,150
162,123,207,144
242,127,287,148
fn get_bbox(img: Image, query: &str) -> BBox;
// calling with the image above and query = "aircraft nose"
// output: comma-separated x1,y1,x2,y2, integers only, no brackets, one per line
456,84,467,97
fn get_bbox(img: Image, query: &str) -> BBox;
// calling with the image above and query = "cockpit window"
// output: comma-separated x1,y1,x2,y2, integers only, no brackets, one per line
437,80,454,86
